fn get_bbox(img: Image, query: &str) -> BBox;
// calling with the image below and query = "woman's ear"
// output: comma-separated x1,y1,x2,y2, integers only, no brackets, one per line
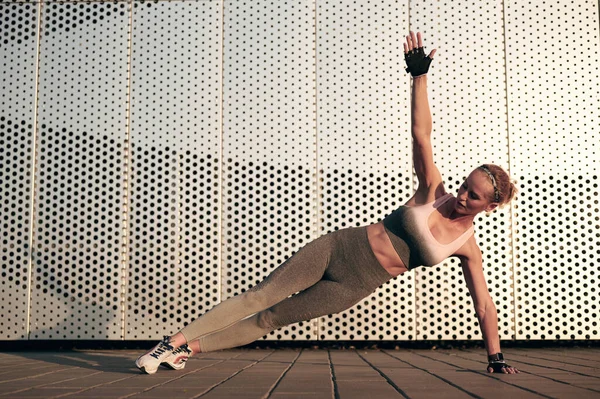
485,202,499,213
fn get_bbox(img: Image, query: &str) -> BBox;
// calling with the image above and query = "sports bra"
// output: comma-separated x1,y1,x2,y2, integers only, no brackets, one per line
382,193,474,270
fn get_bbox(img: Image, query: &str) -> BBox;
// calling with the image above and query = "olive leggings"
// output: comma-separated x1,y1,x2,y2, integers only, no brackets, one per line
179,226,393,352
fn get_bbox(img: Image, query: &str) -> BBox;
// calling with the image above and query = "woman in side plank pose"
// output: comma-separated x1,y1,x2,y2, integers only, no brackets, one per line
136,32,519,375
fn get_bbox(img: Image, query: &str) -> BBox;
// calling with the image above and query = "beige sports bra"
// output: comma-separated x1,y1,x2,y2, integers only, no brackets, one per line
382,193,474,270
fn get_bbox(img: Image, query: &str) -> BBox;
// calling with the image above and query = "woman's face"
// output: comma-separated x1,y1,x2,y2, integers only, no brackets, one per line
455,170,499,215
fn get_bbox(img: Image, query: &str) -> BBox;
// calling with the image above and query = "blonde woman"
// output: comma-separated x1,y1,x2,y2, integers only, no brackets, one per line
136,32,519,375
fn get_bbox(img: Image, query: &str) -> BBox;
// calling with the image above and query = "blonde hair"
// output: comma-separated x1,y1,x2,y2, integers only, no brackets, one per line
479,164,518,206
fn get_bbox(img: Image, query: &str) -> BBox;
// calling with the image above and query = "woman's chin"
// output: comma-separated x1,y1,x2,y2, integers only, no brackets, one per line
454,204,466,213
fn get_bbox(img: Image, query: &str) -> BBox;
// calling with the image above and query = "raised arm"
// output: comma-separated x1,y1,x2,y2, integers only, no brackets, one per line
403,32,444,205
410,76,443,200
459,246,519,374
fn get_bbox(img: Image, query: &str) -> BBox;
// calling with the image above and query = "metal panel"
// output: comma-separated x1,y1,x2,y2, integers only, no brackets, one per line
409,1,515,340
506,0,600,339
0,2,39,340
126,0,222,339
1,0,599,343
29,1,130,339
317,0,414,340
222,0,318,340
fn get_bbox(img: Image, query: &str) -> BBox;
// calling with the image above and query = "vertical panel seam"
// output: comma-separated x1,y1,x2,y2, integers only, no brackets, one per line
314,0,320,342
218,0,225,307
502,0,518,340
26,0,45,340
121,0,135,340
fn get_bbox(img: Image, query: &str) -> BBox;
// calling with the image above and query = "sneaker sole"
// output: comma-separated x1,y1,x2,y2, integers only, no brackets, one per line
135,359,158,375
161,362,185,371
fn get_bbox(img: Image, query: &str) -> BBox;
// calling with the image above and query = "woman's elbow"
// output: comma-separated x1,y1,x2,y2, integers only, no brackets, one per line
475,296,496,318
411,125,432,137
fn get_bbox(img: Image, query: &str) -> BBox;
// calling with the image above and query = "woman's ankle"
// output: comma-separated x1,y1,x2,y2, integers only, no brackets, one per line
188,340,202,355
169,332,188,348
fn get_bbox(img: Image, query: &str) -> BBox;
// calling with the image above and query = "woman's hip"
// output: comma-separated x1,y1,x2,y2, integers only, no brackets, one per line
326,226,394,291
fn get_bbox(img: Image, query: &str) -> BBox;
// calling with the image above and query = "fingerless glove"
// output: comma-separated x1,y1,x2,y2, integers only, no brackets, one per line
488,352,512,373
404,47,433,77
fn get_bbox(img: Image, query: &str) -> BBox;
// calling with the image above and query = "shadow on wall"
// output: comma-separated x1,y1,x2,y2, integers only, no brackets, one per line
23,135,416,341
10,119,600,341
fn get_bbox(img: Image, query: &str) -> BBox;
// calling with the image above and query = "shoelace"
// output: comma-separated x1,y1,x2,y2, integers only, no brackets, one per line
172,344,192,356
149,336,174,359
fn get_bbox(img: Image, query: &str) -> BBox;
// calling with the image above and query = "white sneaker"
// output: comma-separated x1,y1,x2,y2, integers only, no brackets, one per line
135,336,175,374
162,344,193,370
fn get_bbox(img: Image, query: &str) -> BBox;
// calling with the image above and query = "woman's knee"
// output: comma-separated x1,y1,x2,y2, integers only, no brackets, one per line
256,309,278,330
239,289,270,311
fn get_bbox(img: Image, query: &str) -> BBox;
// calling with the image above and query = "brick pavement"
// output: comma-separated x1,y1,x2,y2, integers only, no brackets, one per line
0,348,598,398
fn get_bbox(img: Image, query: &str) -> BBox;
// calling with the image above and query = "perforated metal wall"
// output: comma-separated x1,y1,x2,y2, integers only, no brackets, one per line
0,2,39,340
506,0,599,339
126,0,222,339
222,0,318,340
1,0,599,342
410,1,515,340
317,0,414,340
29,1,130,339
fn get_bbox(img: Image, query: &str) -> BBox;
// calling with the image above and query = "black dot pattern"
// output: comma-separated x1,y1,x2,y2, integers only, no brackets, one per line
127,148,221,338
1,2,38,340
320,169,414,340
222,1,318,340
516,176,599,339
27,2,130,339
1,0,599,343
317,1,415,340
506,1,599,339
126,0,221,338
223,1,316,161
223,161,316,340
1,3,36,45
0,118,34,340
177,152,220,332
42,2,128,37
1,3,38,115
407,4,517,340
30,126,124,339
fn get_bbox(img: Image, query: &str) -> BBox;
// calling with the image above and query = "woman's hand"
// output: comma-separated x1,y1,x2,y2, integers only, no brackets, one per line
403,31,436,77
487,353,520,374
487,364,520,374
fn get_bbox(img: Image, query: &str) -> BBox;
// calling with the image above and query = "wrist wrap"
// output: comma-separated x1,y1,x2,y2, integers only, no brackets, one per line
488,352,511,372
488,353,505,363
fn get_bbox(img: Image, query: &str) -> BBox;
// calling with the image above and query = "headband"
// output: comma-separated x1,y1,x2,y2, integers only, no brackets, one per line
479,165,500,203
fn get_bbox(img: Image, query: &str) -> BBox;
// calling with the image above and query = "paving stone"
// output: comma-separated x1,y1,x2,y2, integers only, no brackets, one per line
336,380,403,398
385,350,546,399
59,386,144,398
0,348,598,398
413,350,600,399
504,348,600,368
198,351,295,398
360,350,473,398
500,351,600,375
269,350,332,397
0,386,82,398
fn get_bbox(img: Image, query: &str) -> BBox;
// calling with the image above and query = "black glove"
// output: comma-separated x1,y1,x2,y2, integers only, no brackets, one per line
487,353,515,373
404,47,433,77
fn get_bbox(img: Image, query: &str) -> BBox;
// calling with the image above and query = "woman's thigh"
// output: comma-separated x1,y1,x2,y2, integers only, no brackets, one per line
247,232,335,304
259,279,370,329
